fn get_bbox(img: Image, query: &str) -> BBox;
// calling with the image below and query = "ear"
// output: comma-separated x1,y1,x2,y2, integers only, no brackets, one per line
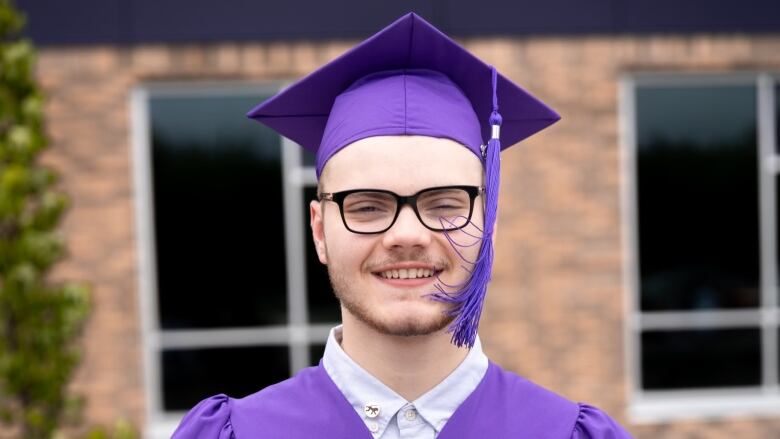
310,200,328,265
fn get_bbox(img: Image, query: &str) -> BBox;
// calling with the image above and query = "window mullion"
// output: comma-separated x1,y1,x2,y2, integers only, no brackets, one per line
282,134,311,374
132,85,166,425
757,73,778,390
619,75,644,398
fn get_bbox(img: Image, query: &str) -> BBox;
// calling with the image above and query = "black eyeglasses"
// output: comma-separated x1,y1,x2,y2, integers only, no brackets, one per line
318,185,485,234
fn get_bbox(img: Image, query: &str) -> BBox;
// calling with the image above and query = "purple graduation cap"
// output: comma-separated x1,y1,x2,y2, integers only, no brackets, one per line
247,12,560,348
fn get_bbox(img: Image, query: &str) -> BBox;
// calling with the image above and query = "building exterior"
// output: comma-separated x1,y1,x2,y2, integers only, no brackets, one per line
13,1,780,437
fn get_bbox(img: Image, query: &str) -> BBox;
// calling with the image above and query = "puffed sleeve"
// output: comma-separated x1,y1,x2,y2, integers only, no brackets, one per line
571,403,634,439
171,394,235,439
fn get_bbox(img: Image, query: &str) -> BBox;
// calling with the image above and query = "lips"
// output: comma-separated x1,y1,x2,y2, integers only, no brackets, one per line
376,267,433,280
370,264,444,288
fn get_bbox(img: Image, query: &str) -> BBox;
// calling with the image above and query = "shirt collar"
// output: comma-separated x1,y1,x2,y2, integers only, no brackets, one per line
322,325,489,436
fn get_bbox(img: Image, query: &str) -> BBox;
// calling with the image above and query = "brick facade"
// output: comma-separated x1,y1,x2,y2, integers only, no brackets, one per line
35,33,780,437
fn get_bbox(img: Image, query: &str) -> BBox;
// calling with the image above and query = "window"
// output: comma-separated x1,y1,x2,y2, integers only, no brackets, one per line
622,74,780,422
130,82,340,438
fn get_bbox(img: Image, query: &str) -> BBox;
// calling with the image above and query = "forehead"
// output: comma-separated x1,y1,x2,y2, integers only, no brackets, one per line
321,135,483,191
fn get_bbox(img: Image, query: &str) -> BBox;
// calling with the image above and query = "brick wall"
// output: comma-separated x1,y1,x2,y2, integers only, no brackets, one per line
34,33,780,437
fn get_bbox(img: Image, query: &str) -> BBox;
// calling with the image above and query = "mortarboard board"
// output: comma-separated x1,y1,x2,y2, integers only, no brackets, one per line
246,11,560,348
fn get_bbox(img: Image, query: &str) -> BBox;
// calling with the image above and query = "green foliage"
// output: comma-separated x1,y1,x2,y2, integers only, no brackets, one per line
50,419,139,439
79,420,138,439
0,1,96,438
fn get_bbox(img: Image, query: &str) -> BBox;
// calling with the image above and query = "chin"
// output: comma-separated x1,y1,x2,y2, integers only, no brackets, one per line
328,265,457,337
352,304,455,337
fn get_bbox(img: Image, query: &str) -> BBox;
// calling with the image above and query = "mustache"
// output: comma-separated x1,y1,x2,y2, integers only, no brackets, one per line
364,254,450,272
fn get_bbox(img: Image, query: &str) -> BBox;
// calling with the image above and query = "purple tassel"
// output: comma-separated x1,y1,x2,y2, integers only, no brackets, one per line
428,67,502,348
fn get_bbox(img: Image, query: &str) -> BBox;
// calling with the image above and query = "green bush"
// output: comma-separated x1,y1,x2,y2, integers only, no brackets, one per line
0,1,94,438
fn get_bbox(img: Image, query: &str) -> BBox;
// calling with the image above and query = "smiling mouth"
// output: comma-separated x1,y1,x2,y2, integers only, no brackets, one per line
373,267,442,280
374,268,436,279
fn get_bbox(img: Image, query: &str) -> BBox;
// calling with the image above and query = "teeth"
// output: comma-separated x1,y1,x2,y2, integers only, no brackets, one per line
378,269,434,279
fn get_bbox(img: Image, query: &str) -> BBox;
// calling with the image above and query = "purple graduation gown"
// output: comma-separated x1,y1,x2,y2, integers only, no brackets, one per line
172,360,633,438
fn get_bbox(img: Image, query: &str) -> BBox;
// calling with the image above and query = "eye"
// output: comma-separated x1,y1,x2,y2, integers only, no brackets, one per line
343,192,396,214
345,201,392,214
423,197,468,211
430,199,464,209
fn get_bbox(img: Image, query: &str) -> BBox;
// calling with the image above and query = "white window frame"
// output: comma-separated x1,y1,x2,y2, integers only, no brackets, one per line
619,71,780,423
130,81,335,439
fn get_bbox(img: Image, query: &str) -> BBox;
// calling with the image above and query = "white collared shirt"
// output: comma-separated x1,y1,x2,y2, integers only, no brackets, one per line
322,325,489,438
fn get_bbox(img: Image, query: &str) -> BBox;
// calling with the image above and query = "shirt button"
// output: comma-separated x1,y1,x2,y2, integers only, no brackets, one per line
405,409,417,421
367,421,379,433
364,403,380,418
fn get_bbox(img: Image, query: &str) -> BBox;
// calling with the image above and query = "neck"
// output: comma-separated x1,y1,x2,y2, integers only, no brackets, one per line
338,311,470,401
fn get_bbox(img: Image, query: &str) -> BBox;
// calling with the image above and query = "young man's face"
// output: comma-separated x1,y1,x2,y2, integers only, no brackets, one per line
310,135,485,337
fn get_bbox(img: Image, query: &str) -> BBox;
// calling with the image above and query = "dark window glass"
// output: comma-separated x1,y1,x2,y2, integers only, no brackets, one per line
776,85,780,305
151,94,288,329
636,85,759,311
302,148,317,166
309,343,326,366
641,328,761,390
304,186,342,323
775,84,780,155
162,345,289,411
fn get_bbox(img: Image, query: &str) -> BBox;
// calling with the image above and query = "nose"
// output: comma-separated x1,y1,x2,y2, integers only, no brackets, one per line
381,204,432,249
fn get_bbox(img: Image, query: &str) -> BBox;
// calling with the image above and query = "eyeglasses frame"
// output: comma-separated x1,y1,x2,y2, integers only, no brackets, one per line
317,185,485,234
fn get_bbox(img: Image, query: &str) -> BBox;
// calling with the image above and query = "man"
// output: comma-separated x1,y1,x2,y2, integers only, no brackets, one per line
173,12,633,439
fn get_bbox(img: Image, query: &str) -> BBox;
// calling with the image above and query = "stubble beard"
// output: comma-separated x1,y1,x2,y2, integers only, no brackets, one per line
326,262,455,337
